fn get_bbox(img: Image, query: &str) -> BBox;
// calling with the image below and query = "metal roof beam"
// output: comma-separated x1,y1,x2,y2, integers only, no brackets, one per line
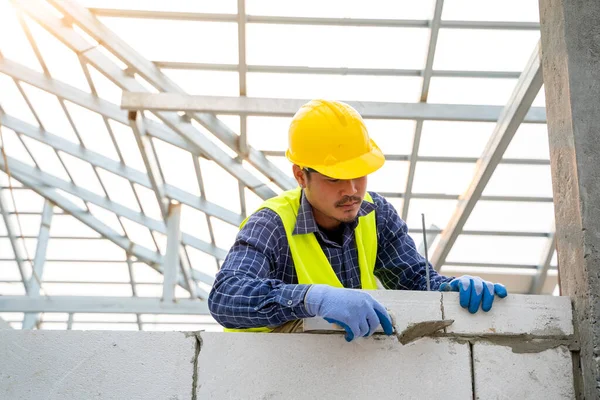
402,0,445,221
0,187,30,294
0,113,243,227
45,0,295,192
87,8,540,30
529,233,556,294
16,0,281,199
128,111,168,215
5,175,211,300
22,200,53,330
430,42,544,269
163,201,181,302
0,155,227,264
0,157,220,298
120,92,547,123
152,62,523,79
128,111,201,299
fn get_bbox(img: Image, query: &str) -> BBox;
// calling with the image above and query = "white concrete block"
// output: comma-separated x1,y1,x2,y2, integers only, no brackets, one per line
197,332,472,400
443,293,573,336
473,342,575,400
303,289,443,333
0,331,197,400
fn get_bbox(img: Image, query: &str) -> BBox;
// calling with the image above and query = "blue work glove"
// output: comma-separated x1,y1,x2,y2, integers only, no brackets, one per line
304,285,394,342
439,275,508,314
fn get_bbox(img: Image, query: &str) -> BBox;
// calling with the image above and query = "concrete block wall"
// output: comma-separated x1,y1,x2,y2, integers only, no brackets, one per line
0,331,197,400
0,291,577,399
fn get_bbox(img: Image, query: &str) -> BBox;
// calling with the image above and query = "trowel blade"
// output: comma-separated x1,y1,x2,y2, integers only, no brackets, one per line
397,319,454,345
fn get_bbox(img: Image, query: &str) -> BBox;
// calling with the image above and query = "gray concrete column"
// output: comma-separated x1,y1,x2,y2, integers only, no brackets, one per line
539,0,600,397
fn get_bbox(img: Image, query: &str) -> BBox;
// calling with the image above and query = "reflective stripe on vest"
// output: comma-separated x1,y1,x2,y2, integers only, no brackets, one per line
224,187,378,332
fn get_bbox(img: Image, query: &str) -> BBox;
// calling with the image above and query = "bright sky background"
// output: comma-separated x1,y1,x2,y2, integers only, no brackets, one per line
0,0,559,330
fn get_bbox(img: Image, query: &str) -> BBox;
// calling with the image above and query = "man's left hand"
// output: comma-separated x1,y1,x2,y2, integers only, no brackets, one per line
439,275,508,313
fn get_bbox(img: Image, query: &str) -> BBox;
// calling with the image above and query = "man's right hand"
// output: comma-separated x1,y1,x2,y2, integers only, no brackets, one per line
304,285,394,342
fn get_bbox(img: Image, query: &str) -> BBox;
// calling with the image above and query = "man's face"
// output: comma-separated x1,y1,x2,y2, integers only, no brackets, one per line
293,165,367,229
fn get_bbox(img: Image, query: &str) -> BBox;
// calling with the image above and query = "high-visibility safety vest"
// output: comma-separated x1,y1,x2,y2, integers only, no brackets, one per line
224,187,378,332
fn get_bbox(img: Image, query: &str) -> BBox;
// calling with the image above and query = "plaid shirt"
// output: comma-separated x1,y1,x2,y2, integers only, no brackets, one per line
208,191,452,329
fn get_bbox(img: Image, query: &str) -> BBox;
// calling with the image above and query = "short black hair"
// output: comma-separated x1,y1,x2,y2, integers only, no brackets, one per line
303,167,317,180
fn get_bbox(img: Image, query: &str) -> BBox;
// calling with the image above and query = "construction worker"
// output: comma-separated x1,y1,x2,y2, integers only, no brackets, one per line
208,99,508,342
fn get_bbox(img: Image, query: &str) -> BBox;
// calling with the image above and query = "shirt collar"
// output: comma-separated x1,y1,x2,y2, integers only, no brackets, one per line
292,190,376,235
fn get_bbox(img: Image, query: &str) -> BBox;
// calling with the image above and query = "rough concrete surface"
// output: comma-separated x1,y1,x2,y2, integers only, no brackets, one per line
473,342,574,400
443,292,573,336
0,331,196,400
196,332,472,399
539,0,600,397
303,290,443,333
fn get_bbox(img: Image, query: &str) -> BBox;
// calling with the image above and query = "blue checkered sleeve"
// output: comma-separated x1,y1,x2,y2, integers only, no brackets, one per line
371,192,453,290
208,210,314,329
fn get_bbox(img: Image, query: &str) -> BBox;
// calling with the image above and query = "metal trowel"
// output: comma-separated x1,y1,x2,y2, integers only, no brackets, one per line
392,317,454,345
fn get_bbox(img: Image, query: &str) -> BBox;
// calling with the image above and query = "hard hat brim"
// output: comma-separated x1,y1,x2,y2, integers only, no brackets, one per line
295,139,386,180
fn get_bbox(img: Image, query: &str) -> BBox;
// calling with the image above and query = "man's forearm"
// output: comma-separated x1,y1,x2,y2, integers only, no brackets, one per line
208,276,314,329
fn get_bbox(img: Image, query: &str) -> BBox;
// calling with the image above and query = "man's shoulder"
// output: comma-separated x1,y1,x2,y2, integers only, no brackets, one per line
243,207,285,230
241,208,289,240
235,207,290,252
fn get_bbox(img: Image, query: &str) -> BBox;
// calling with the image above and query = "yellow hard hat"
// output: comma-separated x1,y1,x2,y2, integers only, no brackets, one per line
285,99,385,180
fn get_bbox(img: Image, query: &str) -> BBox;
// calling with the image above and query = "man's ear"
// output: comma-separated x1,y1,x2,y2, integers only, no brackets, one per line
292,164,307,188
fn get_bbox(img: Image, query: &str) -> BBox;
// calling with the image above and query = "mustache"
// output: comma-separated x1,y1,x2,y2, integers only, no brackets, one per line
335,196,362,207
